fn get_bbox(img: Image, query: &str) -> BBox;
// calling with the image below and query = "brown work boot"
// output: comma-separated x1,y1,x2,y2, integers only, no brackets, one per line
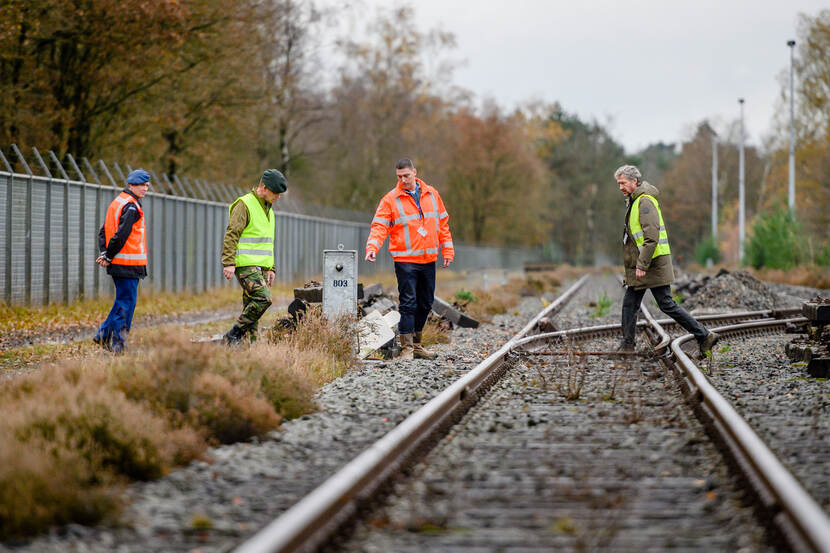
413,332,438,360
698,331,721,357
399,333,414,360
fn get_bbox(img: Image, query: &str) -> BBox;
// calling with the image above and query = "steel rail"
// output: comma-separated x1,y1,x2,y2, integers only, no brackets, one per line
667,318,830,553
235,275,590,553
515,308,830,552
510,307,799,353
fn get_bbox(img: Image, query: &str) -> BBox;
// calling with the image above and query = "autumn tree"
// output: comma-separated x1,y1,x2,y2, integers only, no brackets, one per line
250,0,329,177
764,9,830,257
660,121,765,264
0,0,190,158
310,6,458,211
443,105,552,246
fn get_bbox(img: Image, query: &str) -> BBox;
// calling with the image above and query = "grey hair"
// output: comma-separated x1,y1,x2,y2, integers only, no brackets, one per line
614,165,642,182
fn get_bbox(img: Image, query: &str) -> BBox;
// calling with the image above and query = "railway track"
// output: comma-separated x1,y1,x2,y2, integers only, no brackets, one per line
236,275,830,553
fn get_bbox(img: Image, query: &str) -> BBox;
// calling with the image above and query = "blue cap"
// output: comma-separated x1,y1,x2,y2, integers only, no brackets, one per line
126,169,151,185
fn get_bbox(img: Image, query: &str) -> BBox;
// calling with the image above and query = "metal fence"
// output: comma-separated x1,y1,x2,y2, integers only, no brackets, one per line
0,145,541,306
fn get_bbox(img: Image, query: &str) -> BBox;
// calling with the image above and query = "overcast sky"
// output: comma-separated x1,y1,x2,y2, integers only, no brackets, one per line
351,0,826,153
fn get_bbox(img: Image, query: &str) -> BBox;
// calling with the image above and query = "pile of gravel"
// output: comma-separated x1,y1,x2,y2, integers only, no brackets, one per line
682,270,778,312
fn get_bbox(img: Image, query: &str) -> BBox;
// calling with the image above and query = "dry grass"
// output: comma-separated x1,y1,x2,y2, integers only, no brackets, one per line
750,266,830,290
460,269,564,322
0,310,356,539
420,317,451,346
0,283,295,351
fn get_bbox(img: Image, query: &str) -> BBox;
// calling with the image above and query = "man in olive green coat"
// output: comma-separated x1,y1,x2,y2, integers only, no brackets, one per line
221,169,287,344
616,165,719,356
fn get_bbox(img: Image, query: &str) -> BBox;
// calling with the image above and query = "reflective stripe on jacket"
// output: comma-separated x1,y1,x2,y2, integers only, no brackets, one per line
104,192,146,266
366,178,454,264
230,192,275,267
628,194,670,258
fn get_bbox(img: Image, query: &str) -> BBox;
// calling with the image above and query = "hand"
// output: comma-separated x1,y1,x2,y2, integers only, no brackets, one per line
96,255,110,267
443,257,452,268
636,268,646,279
265,270,275,287
365,251,376,263
223,265,236,280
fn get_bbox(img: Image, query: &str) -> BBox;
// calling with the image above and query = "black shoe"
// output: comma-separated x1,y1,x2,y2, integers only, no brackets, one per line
615,341,636,353
698,331,721,356
223,326,244,346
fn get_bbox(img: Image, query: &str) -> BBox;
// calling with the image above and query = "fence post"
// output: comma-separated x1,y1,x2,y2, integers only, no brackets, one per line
11,145,33,305
174,175,193,198
66,154,86,299
163,173,182,196
48,151,71,303
98,160,118,187
1,150,13,304
33,148,52,305
112,162,126,184
82,157,101,184
85,159,105,298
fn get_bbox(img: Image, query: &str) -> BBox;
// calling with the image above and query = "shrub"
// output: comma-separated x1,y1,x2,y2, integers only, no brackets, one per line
0,436,121,539
188,372,281,444
745,207,804,269
694,235,721,265
454,288,476,302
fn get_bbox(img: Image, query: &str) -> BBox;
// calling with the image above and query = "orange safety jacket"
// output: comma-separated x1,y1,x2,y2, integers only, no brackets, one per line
366,178,454,264
104,192,147,266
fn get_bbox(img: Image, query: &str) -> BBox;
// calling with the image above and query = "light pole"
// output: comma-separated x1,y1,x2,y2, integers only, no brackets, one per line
787,39,796,214
738,98,745,264
711,129,718,242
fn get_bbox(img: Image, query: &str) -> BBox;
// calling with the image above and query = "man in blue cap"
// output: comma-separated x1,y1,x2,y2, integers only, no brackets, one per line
93,169,151,353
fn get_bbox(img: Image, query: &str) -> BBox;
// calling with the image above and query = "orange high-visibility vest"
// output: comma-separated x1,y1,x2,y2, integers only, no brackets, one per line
104,192,147,266
366,178,454,264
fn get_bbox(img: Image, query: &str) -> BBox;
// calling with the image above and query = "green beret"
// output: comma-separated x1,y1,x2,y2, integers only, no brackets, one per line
261,169,287,193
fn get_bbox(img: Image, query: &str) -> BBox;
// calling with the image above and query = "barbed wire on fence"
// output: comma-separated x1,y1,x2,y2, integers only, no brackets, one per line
0,144,542,306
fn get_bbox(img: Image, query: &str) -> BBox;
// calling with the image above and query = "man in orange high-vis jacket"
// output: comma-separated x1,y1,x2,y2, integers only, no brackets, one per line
365,158,454,360
93,169,150,353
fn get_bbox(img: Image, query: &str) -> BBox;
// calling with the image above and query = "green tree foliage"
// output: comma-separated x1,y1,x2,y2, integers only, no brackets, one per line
694,236,721,265
537,107,626,265
745,207,804,269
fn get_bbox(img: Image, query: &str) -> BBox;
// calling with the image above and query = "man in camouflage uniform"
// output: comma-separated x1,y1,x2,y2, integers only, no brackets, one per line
221,169,287,344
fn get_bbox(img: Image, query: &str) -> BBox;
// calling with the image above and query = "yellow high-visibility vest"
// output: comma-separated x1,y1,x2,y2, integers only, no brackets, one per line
628,194,671,258
230,192,275,267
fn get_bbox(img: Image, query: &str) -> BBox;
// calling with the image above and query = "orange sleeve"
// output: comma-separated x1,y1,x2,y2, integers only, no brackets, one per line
434,190,454,261
366,197,393,256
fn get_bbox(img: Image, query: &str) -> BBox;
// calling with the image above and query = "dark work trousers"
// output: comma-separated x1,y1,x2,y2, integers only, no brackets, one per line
622,284,708,344
95,277,139,349
395,261,436,335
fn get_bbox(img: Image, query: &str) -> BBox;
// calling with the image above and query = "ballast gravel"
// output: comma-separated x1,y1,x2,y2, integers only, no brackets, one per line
0,285,552,553
3,272,828,553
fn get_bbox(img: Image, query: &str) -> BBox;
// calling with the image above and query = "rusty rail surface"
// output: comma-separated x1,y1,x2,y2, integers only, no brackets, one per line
514,313,830,553
235,275,590,553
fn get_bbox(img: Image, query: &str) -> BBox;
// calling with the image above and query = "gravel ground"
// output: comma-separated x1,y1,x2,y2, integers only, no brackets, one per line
337,274,773,552
709,333,830,513
0,282,553,553
3,271,827,553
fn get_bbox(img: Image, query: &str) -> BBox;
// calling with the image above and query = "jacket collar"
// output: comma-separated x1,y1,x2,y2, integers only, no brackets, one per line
396,178,431,197
123,187,142,207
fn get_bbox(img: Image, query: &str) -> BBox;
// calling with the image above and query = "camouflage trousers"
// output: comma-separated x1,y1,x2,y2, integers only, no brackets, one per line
233,266,273,341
